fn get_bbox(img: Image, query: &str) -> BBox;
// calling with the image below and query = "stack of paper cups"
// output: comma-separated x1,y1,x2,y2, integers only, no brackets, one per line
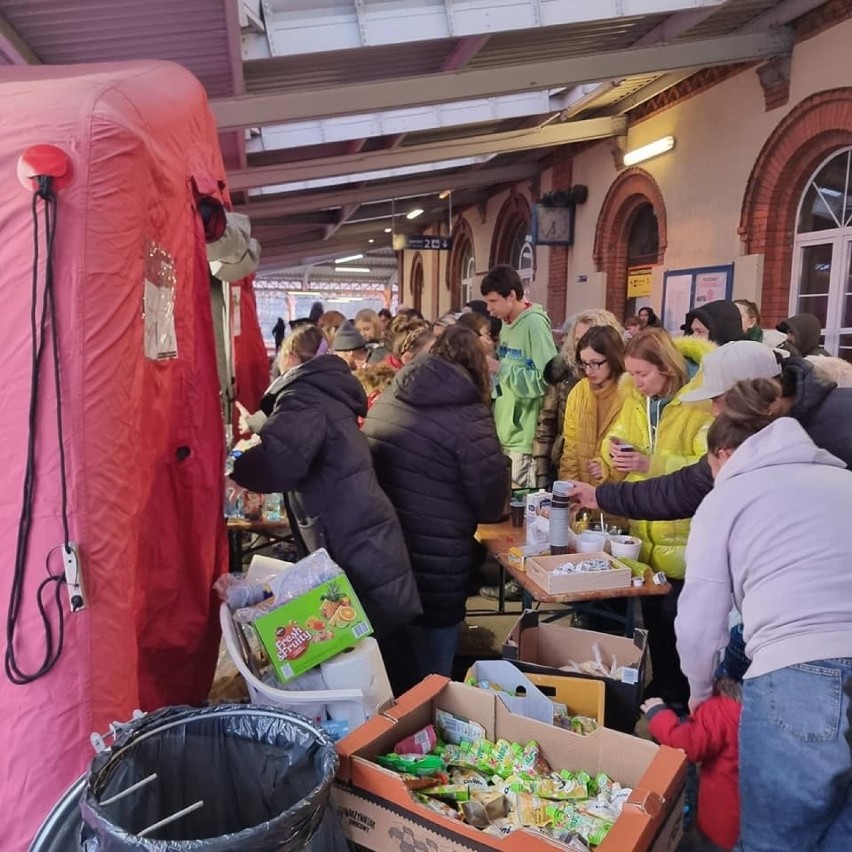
549,481,573,555
319,637,393,722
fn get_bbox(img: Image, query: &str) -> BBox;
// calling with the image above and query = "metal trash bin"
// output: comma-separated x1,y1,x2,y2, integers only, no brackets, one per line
30,704,346,851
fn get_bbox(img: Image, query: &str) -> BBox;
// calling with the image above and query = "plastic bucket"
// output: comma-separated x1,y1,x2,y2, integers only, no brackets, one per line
30,704,343,852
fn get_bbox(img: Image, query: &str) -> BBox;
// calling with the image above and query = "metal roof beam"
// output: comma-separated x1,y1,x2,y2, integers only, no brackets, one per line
230,115,624,190
260,0,728,57
252,90,551,152
234,162,540,217
213,28,793,129
0,13,40,64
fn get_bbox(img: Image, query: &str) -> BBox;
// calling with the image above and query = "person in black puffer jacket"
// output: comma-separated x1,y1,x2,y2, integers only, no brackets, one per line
569,344,852,520
363,326,509,685
231,325,422,693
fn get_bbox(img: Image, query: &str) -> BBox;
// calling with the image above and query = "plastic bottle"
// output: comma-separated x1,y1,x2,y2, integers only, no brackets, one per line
263,492,283,522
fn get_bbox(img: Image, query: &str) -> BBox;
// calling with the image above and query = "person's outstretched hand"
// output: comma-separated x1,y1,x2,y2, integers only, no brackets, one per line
568,481,599,510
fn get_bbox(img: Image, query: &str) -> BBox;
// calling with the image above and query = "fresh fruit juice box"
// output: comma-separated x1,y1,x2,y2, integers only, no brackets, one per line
253,575,373,683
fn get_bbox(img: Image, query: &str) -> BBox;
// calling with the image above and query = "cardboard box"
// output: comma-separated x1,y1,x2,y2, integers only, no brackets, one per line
252,573,372,682
525,552,631,596
466,660,605,728
503,611,649,733
507,543,548,571
335,676,687,852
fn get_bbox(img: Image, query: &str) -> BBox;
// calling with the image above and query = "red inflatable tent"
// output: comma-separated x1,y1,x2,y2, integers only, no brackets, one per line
0,61,228,847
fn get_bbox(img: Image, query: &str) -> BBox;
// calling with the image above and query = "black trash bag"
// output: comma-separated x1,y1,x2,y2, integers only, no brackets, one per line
72,704,341,852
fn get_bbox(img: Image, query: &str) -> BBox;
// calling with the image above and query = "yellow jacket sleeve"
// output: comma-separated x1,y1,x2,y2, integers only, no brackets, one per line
558,384,583,483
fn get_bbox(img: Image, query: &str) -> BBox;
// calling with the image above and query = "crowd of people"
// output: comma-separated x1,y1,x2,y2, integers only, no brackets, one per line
236,266,852,851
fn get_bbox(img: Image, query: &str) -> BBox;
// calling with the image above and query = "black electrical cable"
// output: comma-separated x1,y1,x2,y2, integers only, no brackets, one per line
5,177,70,685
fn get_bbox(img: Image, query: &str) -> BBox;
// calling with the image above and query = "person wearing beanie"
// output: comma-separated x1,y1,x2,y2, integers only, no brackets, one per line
777,313,830,357
333,320,370,371
683,300,745,346
463,299,489,317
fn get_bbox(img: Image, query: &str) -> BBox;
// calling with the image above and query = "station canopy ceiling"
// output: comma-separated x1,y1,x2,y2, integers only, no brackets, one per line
0,0,828,281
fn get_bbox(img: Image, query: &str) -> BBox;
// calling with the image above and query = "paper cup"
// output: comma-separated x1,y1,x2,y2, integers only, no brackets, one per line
610,535,642,561
575,532,608,554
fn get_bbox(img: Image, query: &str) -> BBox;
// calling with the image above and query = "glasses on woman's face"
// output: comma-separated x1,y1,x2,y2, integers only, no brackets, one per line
579,358,607,372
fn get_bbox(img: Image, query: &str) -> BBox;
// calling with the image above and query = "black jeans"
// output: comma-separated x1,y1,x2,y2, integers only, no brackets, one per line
641,578,690,707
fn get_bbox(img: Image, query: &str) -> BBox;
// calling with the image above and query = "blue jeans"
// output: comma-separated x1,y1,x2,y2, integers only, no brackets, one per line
407,624,461,679
737,658,852,852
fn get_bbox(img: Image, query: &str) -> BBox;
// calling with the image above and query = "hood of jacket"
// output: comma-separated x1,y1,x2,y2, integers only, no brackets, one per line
777,313,824,356
393,354,482,408
684,300,745,346
275,354,368,417
621,335,716,402
716,416,846,487
544,353,575,385
781,355,837,419
505,302,552,331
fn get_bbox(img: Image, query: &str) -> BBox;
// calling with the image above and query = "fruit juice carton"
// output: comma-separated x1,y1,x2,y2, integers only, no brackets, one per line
525,490,552,549
253,574,373,683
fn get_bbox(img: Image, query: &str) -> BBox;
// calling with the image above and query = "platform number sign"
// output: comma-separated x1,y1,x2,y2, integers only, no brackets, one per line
405,235,453,251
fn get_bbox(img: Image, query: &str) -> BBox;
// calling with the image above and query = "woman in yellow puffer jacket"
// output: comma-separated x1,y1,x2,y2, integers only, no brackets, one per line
600,327,714,706
558,326,628,530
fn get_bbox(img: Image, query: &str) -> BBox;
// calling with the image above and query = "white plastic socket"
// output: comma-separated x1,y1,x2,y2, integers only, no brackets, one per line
62,543,86,612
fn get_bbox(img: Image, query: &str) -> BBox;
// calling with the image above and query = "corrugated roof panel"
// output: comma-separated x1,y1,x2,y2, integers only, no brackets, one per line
468,14,670,68
244,40,453,93
674,0,784,38
1,0,238,97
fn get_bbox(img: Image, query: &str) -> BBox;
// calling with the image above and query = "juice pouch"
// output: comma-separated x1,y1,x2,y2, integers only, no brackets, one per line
508,792,551,827
418,784,471,803
415,794,462,821
376,753,445,776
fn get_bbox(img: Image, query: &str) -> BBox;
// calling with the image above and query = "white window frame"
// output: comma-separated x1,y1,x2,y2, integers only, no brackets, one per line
792,148,852,359
461,250,476,306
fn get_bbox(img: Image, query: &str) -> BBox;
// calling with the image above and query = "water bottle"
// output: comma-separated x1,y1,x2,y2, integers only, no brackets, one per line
263,492,283,522
224,448,243,477
549,481,572,555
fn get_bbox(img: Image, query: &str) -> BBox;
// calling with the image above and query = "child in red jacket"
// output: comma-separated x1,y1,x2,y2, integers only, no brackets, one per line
642,677,742,851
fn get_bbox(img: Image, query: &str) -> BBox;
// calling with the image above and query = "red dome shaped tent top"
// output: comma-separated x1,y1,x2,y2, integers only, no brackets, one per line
0,60,234,850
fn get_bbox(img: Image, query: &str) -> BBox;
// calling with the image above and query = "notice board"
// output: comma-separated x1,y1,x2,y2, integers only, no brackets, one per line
661,264,733,333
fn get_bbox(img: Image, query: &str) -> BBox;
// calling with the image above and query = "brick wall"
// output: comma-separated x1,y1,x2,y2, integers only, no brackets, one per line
739,89,852,327
546,150,573,327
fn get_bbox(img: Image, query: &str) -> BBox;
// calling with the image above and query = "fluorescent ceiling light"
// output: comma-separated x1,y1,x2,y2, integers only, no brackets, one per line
438,190,451,199
406,208,424,220
368,238,375,244
335,266,371,273
335,253,363,264
622,136,675,167
384,227,392,233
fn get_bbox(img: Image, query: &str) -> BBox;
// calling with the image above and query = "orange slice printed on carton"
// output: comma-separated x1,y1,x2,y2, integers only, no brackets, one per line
337,606,357,623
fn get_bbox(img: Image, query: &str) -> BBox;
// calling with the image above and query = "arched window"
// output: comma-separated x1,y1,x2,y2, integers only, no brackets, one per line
791,148,852,361
460,243,476,306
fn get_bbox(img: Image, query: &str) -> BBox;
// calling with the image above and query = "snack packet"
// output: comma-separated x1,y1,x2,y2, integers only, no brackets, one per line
415,794,462,821
375,753,445,777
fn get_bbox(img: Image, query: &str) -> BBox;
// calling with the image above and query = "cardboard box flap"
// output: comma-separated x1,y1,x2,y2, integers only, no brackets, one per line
336,712,397,784
382,674,450,722
469,660,555,724
626,789,665,818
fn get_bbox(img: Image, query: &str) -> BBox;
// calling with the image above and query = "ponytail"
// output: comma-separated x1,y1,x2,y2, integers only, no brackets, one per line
707,377,782,453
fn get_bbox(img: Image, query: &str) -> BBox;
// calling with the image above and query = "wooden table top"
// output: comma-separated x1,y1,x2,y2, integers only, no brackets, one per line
226,517,291,533
476,520,671,604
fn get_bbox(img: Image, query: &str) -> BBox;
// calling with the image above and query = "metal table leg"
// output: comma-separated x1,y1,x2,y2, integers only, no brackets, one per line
228,529,244,573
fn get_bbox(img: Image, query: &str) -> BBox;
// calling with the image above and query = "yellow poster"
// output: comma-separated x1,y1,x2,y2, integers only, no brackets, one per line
627,266,652,298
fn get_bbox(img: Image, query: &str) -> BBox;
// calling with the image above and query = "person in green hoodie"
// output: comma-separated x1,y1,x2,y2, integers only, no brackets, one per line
480,264,558,488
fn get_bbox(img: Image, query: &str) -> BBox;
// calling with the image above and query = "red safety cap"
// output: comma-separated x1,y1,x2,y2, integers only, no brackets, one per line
17,144,73,192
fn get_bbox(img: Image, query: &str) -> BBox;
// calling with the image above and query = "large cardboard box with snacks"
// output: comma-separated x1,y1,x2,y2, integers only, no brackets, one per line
503,612,649,733
333,676,686,852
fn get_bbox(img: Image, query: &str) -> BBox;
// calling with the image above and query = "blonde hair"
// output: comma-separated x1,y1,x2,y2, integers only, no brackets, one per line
561,309,624,371
624,328,688,397
355,308,383,342
279,324,326,369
